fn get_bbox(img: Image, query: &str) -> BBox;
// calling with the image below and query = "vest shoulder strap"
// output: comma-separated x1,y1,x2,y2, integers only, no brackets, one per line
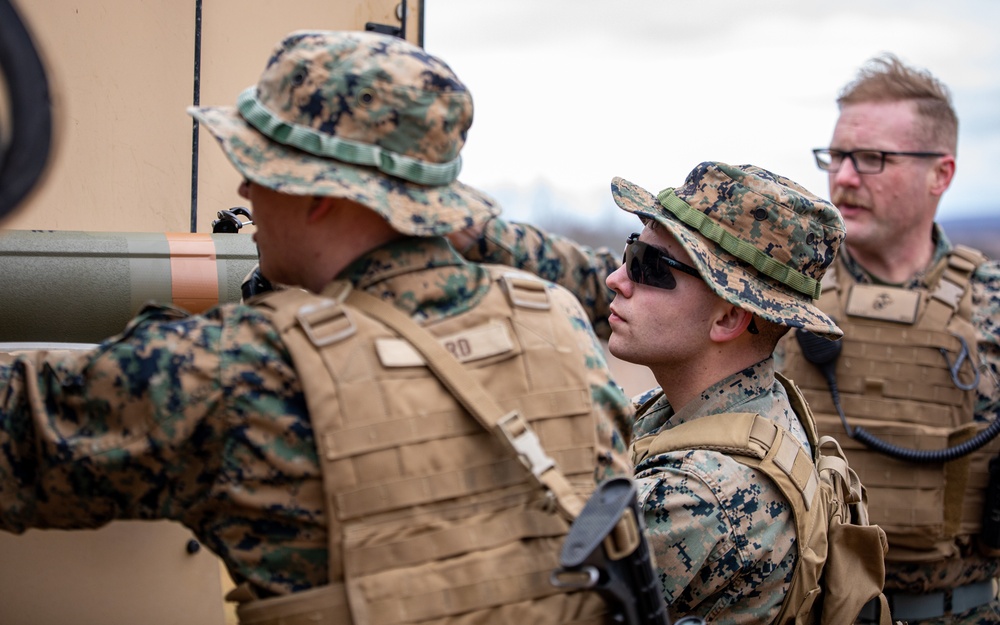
912,246,982,333
776,371,821,452
640,412,820,516
638,411,890,625
949,244,989,270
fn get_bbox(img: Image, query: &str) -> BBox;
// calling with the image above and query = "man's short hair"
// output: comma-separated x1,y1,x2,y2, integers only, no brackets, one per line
837,52,958,153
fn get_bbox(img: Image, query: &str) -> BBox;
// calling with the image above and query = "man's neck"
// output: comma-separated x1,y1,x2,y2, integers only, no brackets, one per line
845,236,935,284
302,206,406,293
651,348,767,415
651,374,702,416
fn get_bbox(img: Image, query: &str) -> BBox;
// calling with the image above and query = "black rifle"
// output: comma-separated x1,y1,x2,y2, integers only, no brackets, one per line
551,477,704,625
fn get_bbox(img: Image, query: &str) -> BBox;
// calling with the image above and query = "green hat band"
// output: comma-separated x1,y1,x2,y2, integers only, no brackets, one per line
657,188,821,299
237,87,463,186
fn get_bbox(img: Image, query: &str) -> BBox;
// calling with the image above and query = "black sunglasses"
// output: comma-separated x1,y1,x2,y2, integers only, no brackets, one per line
622,233,701,290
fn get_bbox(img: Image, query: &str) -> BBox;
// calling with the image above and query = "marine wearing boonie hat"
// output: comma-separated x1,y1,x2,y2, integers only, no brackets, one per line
187,30,499,236
611,161,845,339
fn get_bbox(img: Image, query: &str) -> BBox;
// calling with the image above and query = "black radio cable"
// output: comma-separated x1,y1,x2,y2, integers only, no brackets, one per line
796,328,1000,463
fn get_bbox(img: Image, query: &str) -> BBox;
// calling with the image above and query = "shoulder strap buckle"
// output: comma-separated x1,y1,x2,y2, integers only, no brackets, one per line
500,273,551,310
296,299,357,347
497,410,556,478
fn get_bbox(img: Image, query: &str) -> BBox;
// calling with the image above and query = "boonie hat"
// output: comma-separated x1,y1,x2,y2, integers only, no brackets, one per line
612,161,845,339
188,30,499,236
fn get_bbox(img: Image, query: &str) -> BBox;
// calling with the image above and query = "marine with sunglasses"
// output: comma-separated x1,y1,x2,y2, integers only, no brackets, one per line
465,159,865,622
452,54,1000,624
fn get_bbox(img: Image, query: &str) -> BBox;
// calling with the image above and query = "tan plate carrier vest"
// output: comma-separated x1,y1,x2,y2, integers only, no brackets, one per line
235,268,613,625
630,374,891,625
781,245,1000,561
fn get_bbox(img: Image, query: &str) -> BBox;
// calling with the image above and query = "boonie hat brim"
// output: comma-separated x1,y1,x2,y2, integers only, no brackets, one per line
189,105,500,237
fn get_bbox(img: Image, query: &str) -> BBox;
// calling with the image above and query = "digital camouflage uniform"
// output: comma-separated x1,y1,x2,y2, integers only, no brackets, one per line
629,359,809,623
509,162,852,623
778,233,1000,625
464,211,1000,625
0,31,632,614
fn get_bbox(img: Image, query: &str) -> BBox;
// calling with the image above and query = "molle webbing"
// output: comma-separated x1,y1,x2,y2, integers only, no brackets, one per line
247,270,608,624
345,285,589,521
236,583,351,625
781,247,997,560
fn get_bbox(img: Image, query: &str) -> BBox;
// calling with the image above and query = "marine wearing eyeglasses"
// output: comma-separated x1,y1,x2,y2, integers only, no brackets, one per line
782,53,1000,625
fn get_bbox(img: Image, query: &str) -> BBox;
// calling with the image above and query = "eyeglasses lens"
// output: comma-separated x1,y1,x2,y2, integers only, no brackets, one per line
623,239,677,290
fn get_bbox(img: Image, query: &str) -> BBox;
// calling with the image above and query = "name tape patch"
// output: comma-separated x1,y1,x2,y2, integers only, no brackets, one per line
375,320,515,367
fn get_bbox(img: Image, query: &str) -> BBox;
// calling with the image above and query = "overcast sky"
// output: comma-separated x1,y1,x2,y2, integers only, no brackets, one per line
422,1,1000,226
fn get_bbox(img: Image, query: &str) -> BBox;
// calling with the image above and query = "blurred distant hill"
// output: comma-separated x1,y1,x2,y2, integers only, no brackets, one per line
939,215,1000,259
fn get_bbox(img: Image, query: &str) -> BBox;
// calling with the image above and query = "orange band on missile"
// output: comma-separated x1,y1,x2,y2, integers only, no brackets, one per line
166,233,219,313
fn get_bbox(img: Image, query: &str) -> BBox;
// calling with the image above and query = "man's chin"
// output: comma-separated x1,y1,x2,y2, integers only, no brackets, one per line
606,336,626,361
839,208,872,236
842,220,883,254
607,337,640,366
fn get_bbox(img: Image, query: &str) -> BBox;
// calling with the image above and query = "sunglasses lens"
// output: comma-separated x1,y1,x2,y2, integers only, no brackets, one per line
623,240,677,290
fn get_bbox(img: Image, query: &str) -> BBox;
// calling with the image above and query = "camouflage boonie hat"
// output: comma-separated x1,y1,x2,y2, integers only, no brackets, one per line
188,30,499,236
612,161,845,338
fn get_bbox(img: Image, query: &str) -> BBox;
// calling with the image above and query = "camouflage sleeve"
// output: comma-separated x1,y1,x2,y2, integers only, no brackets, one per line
547,285,633,477
0,304,317,532
464,217,620,340
972,260,1000,422
634,451,797,622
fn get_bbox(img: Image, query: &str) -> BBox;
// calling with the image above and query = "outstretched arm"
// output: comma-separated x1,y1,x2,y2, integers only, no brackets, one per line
451,217,620,339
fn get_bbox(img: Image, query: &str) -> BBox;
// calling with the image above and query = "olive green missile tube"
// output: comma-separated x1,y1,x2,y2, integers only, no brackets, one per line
0,230,260,343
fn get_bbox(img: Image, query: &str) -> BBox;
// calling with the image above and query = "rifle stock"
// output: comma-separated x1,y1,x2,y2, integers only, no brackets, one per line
552,477,703,625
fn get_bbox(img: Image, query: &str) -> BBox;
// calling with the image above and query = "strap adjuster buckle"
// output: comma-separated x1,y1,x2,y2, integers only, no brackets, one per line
497,411,556,478
296,299,356,347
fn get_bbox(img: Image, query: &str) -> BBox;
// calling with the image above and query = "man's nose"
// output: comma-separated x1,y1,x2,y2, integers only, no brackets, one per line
832,156,861,188
607,263,632,296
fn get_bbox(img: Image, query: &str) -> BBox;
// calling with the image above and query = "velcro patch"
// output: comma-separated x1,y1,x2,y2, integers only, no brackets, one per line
375,320,514,367
846,284,920,324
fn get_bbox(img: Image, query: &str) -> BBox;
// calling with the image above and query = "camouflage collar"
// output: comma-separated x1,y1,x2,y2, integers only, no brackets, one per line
631,357,777,439
840,223,952,289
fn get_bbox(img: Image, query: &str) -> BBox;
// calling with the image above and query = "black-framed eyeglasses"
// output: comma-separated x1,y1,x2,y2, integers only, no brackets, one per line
622,233,701,290
812,148,946,175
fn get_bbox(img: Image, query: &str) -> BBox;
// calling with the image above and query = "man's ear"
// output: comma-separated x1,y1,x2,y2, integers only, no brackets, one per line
307,196,334,223
929,155,956,197
709,303,754,343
